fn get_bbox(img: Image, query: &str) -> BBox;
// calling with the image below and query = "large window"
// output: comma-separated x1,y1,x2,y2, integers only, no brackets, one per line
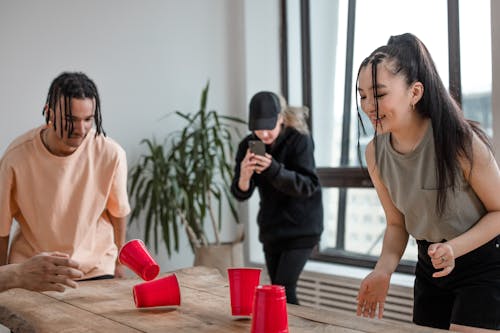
282,0,492,272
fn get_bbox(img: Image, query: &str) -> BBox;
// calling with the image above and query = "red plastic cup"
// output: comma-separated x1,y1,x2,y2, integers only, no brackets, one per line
227,267,261,316
251,285,289,333
119,239,160,281
133,273,181,308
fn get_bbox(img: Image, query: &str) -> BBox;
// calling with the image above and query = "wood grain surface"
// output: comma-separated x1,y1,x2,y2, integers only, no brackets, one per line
0,266,447,333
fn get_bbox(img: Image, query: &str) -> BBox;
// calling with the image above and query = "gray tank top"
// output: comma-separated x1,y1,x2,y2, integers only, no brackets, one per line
376,124,485,242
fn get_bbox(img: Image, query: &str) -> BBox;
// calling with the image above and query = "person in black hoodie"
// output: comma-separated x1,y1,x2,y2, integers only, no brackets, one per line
231,91,323,304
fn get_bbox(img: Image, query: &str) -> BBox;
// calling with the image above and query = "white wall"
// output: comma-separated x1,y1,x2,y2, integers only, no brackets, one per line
0,0,279,272
0,1,231,152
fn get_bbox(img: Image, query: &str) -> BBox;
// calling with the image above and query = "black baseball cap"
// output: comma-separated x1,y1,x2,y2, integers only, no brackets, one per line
248,91,280,131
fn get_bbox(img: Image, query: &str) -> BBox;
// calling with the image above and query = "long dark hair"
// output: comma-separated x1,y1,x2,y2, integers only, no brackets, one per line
356,33,491,216
43,72,105,137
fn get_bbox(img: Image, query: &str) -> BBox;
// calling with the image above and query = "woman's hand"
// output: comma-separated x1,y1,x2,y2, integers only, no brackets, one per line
356,269,391,319
240,149,256,180
428,242,455,278
252,153,272,174
238,150,256,191
238,149,273,192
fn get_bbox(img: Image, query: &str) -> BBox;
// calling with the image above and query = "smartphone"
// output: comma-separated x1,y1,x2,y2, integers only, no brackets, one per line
248,140,266,156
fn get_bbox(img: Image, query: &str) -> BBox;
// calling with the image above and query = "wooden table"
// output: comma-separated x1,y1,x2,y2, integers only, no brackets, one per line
0,266,447,332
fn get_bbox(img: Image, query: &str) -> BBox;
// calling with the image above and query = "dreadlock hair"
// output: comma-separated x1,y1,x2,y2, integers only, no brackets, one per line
43,72,105,137
355,33,491,216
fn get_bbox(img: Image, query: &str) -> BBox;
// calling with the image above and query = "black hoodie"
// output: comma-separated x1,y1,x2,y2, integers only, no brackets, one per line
231,126,323,253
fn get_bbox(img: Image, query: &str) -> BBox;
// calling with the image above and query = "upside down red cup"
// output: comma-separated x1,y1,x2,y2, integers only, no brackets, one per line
133,273,181,308
251,285,289,333
227,267,261,316
119,239,160,281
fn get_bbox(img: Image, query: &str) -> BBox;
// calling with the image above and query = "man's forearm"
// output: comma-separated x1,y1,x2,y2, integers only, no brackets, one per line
0,264,18,292
0,236,9,266
109,214,127,277
108,213,127,251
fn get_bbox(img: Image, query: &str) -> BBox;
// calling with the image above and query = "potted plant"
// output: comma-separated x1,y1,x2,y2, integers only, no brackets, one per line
128,82,246,272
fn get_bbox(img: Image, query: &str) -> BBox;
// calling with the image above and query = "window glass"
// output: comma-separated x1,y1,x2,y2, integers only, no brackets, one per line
287,0,303,106
310,0,347,167
459,0,492,135
318,188,339,249
343,188,417,261
344,188,385,255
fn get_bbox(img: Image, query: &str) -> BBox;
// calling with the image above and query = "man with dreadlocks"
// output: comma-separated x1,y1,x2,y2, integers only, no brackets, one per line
0,72,130,281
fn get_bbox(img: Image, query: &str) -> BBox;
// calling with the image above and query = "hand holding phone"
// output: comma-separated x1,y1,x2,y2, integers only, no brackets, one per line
248,140,266,156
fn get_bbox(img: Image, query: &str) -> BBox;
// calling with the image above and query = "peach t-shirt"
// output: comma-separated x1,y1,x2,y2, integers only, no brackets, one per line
0,126,131,279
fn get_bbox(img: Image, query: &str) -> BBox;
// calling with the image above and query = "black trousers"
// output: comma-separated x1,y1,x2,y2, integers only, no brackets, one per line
264,247,313,305
414,237,500,330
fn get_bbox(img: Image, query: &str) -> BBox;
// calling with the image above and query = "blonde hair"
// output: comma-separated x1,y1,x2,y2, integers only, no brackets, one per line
277,95,310,134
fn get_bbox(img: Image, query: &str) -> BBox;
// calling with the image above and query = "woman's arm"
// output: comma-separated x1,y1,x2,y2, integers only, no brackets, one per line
366,141,409,275
231,138,256,200
357,141,408,319
438,134,500,267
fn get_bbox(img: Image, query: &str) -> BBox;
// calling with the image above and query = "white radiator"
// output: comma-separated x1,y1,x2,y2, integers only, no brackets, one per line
296,270,414,323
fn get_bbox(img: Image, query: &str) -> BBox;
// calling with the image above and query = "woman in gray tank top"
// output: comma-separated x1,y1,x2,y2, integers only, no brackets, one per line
355,33,500,331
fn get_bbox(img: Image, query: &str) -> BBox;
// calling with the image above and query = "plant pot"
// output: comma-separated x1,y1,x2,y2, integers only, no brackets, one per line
193,241,244,275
